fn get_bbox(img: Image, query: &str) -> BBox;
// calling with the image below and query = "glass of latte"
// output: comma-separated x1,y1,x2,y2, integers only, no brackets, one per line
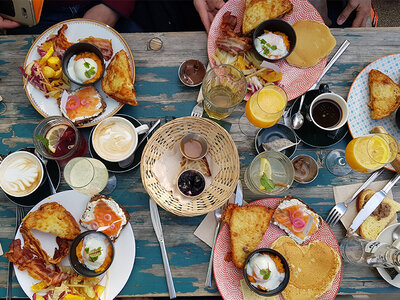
0,151,45,205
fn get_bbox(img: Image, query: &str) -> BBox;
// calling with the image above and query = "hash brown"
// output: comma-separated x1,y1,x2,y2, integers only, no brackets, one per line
223,204,274,268
242,0,293,35
102,49,137,106
368,69,400,120
22,202,81,240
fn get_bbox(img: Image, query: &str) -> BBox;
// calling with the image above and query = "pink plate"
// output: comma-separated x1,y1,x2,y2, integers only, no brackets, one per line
207,0,327,101
213,198,343,299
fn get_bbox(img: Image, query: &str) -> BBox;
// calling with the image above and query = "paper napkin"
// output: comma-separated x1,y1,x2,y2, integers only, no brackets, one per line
333,180,395,229
194,193,246,247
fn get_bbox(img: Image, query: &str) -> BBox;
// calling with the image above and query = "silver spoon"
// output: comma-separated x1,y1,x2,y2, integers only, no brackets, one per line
291,39,351,130
393,225,400,241
118,119,161,168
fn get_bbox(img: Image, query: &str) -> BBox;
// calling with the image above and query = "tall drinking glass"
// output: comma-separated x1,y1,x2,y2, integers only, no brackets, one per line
239,85,287,136
202,64,247,120
33,116,88,167
64,157,116,195
345,133,398,173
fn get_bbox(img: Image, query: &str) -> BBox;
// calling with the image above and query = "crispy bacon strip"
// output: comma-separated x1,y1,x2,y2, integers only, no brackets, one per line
6,239,72,285
46,24,73,58
216,12,252,56
79,36,114,61
20,226,71,265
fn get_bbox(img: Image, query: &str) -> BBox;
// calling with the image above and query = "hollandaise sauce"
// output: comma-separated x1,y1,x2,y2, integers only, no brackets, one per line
254,31,290,59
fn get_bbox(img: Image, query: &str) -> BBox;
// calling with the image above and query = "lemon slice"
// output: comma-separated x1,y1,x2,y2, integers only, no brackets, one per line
259,157,272,190
45,124,68,153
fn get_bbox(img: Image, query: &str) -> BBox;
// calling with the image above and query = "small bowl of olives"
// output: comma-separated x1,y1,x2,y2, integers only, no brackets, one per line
177,169,206,198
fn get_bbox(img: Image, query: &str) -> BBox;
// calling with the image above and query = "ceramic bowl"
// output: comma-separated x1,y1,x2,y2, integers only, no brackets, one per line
243,248,290,296
178,59,206,87
69,230,114,277
62,42,105,86
253,19,296,62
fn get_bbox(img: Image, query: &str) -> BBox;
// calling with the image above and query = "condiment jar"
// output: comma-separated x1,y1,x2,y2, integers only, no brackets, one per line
180,133,208,160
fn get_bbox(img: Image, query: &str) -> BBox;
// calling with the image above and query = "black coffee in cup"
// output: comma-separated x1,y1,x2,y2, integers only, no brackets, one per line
311,99,342,129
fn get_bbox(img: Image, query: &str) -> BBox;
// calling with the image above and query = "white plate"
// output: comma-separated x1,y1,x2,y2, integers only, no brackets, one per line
23,19,135,128
376,223,400,287
14,190,135,299
347,54,400,171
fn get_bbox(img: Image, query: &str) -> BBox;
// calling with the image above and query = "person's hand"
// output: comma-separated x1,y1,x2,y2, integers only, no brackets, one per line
194,0,225,32
83,4,119,27
337,0,371,27
0,16,21,30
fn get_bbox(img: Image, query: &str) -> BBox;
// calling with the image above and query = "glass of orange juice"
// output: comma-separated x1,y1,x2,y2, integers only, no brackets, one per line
239,85,287,136
345,133,398,173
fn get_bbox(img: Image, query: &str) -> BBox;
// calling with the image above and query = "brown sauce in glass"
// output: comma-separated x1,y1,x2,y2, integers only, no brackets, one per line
311,99,342,128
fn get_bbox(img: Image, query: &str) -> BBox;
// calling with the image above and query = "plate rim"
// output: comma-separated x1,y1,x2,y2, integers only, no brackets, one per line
23,18,135,128
13,190,135,299
213,197,343,300
376,222,400,288
206,0,326,101
346,52,400,172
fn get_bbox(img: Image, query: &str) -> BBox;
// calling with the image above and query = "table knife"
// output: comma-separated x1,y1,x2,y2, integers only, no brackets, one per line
149,198,176,299
235,179,243,206
348,173,400,235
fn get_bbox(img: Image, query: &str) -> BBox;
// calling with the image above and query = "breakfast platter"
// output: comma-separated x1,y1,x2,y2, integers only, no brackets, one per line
207,0,327,101
13,190,135,300
213,198,342,299
347,53,400,141
23,19,135,128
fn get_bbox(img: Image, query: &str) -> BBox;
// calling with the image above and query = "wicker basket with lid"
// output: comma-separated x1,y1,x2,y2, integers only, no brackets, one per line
140,117,240,216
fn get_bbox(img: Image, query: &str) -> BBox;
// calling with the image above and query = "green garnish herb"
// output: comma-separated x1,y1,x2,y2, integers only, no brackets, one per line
84,62,91,68
271,45,277,50
263,48,270,55
260,173,275,192
85,67,96,78
34,135,50,152
266,43,271,48
258,39,278,56
260,268,271,280
85,247,102,262
260,39,266,45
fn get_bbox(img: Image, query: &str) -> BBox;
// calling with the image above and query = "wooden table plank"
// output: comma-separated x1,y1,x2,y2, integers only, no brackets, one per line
0,28,400,298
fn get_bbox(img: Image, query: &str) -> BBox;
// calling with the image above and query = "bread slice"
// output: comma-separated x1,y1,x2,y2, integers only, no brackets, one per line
80,194,130,241
223,204,274,268
357,189,400,240
22,202,81,240
179,156,211,177
368,69,400,120
242,0,293,35
102,50,137,105
60,86,106,126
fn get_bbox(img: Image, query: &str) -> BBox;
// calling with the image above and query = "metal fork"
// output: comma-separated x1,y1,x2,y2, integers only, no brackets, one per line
7,205,26,300
325,168,384,226
190,101,203,117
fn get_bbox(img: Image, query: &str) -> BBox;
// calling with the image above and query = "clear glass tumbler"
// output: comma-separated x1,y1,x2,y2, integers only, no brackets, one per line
244,151,294,195
202,64,247,120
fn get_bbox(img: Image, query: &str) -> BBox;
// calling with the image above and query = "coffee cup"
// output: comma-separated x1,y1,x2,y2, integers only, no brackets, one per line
92,116,149,162
309,92,348,131
0,151,44,198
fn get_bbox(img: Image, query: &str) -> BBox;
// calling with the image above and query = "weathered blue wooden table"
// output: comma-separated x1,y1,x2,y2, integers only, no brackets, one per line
1,29,400,298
